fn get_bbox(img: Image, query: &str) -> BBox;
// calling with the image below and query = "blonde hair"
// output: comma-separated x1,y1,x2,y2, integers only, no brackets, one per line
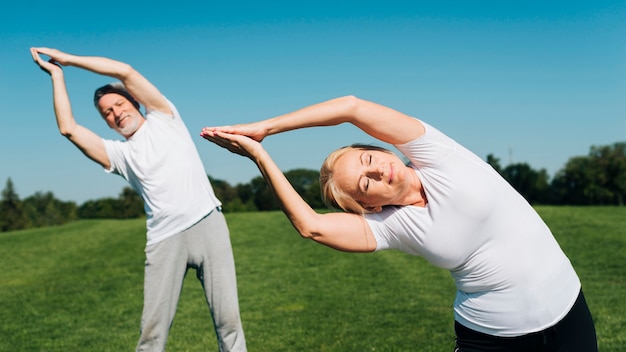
319,144,393,214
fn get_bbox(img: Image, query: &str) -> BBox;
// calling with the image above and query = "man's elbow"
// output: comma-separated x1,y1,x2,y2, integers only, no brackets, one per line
117,64,138,81
59,128,72,138
58,123,77,139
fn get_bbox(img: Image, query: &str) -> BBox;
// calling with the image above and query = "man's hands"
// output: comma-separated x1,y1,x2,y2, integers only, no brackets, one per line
30,47,64,76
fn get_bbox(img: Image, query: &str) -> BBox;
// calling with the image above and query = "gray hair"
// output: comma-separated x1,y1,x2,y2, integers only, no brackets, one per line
93,82,140,111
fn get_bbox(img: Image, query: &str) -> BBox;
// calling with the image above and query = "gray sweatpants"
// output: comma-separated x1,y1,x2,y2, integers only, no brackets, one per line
136,209,246,352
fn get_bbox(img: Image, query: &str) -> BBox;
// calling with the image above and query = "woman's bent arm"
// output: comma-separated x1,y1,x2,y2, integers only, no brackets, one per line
203,130,377,252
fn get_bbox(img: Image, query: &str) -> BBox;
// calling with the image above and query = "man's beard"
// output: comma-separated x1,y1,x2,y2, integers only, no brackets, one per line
117,116,141,137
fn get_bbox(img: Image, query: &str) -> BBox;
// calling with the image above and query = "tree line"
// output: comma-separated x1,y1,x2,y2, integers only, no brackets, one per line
1,142,624,233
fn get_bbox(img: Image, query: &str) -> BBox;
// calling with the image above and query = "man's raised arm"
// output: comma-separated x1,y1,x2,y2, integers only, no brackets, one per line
31,47,171,115
31,47,110,168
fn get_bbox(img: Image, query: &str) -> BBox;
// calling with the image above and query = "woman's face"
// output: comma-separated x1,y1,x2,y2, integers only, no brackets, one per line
332,148,414,212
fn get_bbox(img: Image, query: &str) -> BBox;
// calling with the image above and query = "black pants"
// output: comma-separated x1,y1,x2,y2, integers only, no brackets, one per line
454,290,597,352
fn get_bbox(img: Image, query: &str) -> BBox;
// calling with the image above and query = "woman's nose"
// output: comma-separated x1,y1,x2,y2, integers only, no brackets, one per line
366,165,384,179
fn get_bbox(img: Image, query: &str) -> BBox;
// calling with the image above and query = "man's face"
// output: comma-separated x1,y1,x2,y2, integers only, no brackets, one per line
97,93,143,138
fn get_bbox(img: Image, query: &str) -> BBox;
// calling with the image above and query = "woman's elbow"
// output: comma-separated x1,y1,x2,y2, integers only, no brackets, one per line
337,95,360,110
292,222,320,241
295,227,315,240
289,212,327,241
336,95,370,119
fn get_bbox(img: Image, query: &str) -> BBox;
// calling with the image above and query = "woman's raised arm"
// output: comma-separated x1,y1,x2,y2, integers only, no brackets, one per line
201,130,377,252
202,95,425,145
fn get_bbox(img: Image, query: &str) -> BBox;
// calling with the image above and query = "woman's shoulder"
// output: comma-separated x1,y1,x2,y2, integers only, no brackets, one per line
366,204,429,223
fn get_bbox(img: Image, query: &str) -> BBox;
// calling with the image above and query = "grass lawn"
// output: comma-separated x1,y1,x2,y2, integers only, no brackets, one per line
0,206,624,351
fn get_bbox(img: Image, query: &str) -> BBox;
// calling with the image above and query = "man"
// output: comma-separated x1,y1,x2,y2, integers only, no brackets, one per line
31,47,246,352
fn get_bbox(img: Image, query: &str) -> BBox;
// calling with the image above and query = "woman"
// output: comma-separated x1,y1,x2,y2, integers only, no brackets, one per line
201,95,597,351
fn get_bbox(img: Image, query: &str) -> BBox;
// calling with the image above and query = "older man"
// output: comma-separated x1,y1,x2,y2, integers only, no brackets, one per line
31,47,246,352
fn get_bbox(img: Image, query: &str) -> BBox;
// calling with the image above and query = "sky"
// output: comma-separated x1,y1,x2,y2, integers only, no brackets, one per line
1,0,624,204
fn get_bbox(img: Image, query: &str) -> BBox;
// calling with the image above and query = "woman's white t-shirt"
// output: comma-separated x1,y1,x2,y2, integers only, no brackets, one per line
365,121,580,337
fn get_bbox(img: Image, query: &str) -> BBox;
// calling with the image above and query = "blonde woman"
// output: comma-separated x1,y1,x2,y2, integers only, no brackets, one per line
201,95,597,351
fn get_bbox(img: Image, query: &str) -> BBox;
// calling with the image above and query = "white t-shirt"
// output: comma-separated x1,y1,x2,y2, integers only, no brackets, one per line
103,99,221,245
365,121,580,337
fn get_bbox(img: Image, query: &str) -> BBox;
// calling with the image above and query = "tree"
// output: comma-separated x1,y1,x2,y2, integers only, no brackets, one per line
235,183,255,207
552,156,591,205
485,154,504,175
250,176,280,211
589,142,626,205
237,169,325,212
223,197,258,212
77,187,144,219
78,197,119,219
22,191,78,227
552,142,626,205
501,163,551,205
226,183,257,212
117,187,144,218
284,168,324,209
0,178,30,231
209,176,240,206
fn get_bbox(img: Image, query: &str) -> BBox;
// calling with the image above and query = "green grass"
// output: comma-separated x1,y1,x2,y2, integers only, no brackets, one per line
0,207,624,351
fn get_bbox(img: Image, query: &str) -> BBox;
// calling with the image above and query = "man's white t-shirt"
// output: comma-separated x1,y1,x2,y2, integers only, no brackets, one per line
103,99,221,245
365,121,580,337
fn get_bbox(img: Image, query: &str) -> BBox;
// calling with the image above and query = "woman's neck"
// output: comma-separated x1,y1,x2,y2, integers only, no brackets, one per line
409,170,428,208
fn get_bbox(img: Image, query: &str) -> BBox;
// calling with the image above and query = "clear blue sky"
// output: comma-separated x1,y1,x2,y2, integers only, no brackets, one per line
1,1,624,204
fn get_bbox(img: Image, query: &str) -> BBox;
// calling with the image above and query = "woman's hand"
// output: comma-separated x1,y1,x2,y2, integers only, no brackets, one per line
201,130,263,160
201,121,268,143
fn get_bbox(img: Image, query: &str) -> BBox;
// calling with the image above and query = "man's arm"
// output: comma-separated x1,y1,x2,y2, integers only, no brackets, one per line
31,48,110,168
32,47,171,115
